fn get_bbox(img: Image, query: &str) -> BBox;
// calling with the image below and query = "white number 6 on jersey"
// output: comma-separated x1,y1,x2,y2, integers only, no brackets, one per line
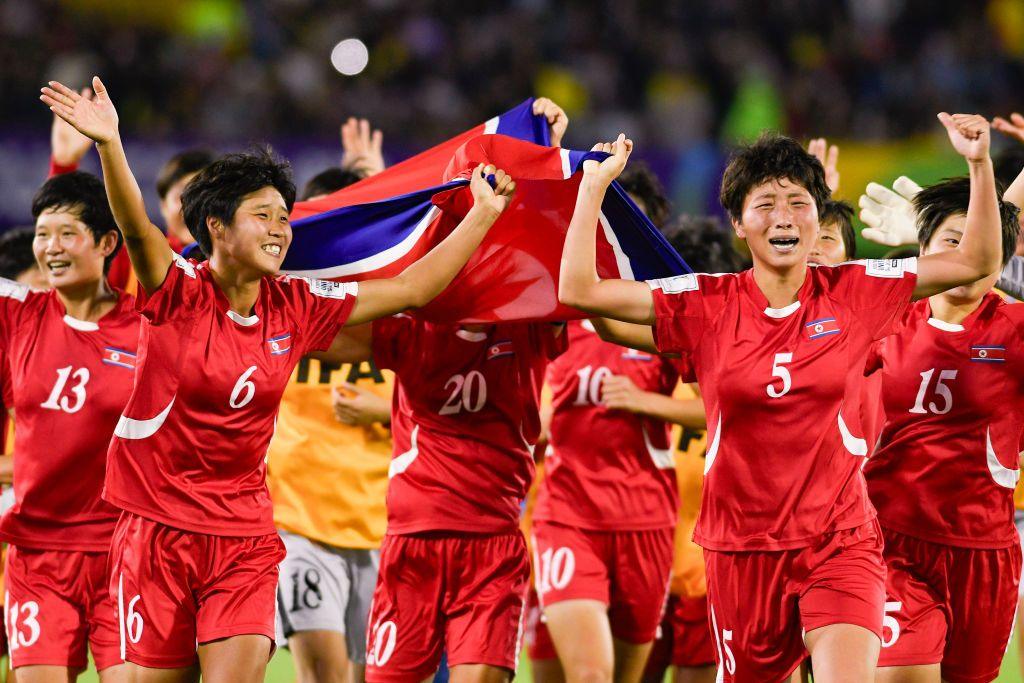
229,365,258,409
767,353,793,399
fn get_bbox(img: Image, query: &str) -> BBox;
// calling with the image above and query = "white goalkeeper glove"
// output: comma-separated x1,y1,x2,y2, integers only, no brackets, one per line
858,175,922,247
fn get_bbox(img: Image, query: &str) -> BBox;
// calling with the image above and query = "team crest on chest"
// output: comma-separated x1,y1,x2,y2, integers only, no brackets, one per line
971,345,1005,363
267,333,292,356
487,340,514,360
102,347,136,370
805,317,840,340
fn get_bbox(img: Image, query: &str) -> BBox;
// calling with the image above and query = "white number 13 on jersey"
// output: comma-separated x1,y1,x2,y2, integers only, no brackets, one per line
766,353,793,398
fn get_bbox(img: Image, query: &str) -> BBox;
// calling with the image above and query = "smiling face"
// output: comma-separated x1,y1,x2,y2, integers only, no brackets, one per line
733,177,819,273
33,207,116,291
209,186,292,277
921,213,998,301
808,220,848,266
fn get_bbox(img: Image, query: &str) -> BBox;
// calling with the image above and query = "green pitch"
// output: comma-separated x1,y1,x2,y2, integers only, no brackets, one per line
55,635,1024,681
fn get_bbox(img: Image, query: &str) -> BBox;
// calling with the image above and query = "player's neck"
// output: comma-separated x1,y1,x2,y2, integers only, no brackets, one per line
207,259,262,317
56,277,117,322
928,291,984,325
752,262,807,310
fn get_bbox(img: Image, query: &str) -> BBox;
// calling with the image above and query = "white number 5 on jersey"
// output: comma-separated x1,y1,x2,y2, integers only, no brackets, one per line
766,353,793,399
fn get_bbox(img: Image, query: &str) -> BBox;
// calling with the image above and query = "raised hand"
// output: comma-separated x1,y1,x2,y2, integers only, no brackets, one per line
583,134,633,187
992,112,1024,145
340,117,385,176
938,112,990,162
533,97,569,148
807,137,840,193
469,163,516,215
51,86,96,166
858,176,922,247
40,77,118,145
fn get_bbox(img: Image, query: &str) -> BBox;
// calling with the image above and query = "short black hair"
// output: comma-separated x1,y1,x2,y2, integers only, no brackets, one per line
181,147,296,257
300,167,364,201
661,214,745,274
720,133,831,222
914,176,1020,266
0,227,38,280
820,199,856,260
618,161,671,229
994,146,1024,188
31,171,122,272
156,148,216,199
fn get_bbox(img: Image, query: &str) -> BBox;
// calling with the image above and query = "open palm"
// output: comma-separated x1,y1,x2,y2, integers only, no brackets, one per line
40,77,118,145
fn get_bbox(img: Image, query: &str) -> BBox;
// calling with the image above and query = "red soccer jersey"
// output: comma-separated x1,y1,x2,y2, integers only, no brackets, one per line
648,259,918,551
0,279,138,551
534,320,679,530
103,255,358,536
371,316,567,535
864,293,1024,548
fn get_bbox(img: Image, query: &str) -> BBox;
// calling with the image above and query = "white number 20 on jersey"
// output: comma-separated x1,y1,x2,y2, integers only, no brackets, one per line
439,371,487,415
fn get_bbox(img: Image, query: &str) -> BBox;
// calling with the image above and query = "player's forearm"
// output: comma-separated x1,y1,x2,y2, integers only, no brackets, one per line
634,392,706,429
559,177,654,323
997,256,1024,299
96,136,173,291
400,203,500,308
957,157,1002,278
346,204,499,325
0,454,13,485
591,317,658,353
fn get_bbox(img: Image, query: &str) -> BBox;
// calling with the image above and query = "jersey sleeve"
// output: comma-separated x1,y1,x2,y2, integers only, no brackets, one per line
136,254,204,325
0,278,36,352
828,259,918,341
645,273,730,355
285,277,360,354
371,315,417,372
670,353,696,383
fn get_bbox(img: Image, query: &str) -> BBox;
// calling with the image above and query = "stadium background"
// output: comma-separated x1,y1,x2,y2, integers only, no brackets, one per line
2,0,1024,679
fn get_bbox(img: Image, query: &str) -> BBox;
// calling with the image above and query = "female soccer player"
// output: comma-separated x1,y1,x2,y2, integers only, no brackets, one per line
558,113,1003,683
0,172,136,682
40,77,515,683
864,176,1023,683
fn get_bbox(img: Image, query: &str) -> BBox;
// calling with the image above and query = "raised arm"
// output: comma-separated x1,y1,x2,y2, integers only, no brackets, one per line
914,114,1003,299
558,135,655,324
590,318,659,354
41,77,172,292
344,164,514,326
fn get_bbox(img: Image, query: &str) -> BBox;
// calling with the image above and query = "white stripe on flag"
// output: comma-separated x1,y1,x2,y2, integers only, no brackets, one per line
284,206,443,279
598,211,634,279
559,148,572,179
483,116,499,134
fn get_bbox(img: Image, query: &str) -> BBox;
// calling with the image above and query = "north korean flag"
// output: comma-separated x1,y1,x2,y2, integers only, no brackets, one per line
971,345,1006,362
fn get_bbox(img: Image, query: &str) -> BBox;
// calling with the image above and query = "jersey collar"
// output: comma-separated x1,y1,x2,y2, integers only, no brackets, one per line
742,268,814,320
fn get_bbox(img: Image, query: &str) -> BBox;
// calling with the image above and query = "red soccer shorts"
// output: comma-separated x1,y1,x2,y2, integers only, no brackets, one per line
877,527,1022,683
643,594,716,681
108,512,285,669
523,587,557,661
365,532,530,682
531,522,673,643
4,545,121,671
705,521,886,683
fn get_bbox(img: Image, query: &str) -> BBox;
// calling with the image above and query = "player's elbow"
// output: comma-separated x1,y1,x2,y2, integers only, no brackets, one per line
558,275,593,311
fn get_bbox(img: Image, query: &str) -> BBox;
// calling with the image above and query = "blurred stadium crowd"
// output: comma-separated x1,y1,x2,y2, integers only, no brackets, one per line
2,0,1024,227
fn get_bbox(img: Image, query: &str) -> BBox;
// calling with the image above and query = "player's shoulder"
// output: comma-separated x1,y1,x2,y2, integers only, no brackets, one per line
816,257,919,283
0,278,49,315
646,271,739,296
992,293,1024,330
0,277,33,304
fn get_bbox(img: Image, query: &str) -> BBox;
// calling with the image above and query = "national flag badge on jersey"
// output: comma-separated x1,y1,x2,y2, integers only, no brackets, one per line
487,340,515,360
102,347,136,370
622,349,654,361
805,317,840,340
971,345,1005,362
267,333,292,356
